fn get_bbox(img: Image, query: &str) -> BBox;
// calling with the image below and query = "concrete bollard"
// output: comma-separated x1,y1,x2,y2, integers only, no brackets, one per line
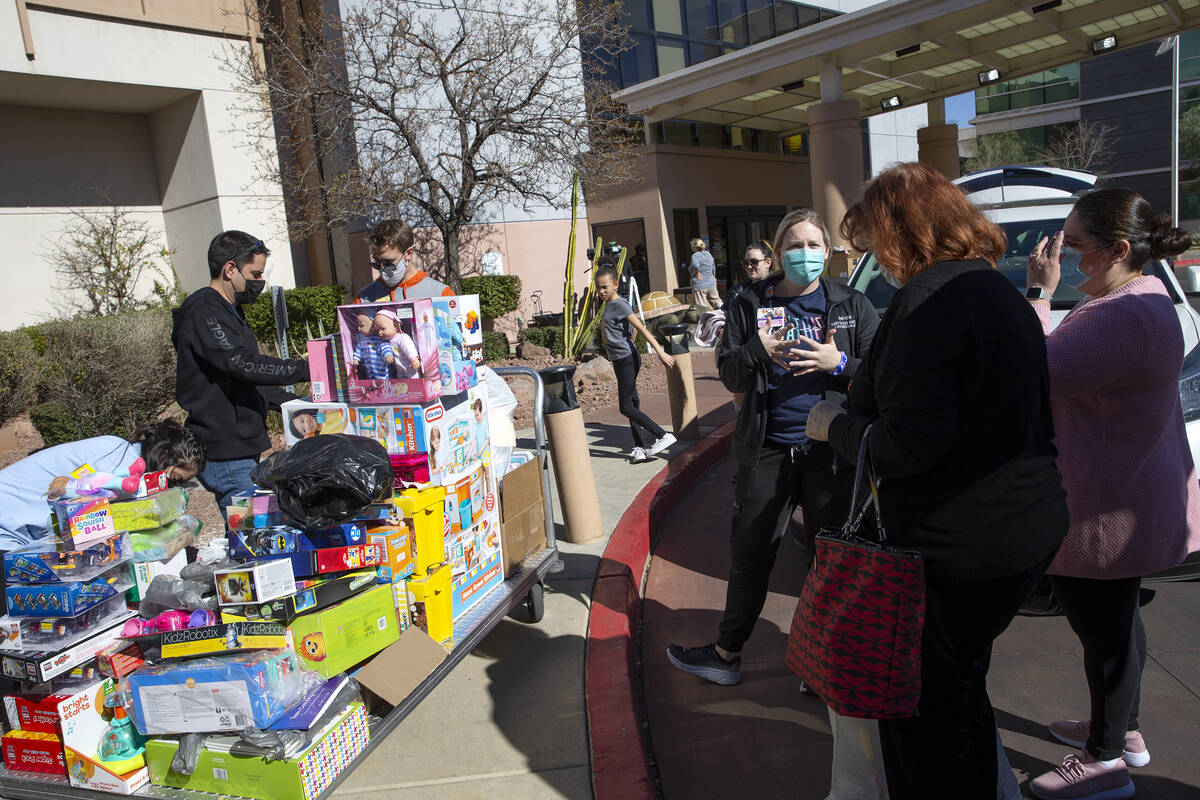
538,365,604,544
656,322,699,441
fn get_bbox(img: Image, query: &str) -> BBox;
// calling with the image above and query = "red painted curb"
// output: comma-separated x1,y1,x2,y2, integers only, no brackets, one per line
586,422,735,800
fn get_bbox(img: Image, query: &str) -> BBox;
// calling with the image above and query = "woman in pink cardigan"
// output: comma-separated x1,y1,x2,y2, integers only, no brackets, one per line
1025,189,1200,800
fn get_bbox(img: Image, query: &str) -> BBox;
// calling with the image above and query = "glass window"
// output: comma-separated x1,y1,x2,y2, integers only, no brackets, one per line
620,32,657,86
773,0,797,34
659,120,695,145
696,122,728,148
656,39,687,74
652,0,683,35
684,0,716,38
746,0,773,43
689,40,721,65
782,132,807,156
716,0,747,44
794,4,820,30
622,0,651,30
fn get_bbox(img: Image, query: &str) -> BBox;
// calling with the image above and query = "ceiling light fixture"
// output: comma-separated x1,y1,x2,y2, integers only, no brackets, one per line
978,68,1002,84
1031,0,1062,12
781,79,806,92
1091,35,1118,54
880,95,902,111
895,44,921,57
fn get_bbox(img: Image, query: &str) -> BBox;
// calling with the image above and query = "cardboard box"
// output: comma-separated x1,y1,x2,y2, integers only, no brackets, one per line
306,336,348,403
4,532,129,584
5,691,68,733
287,584,399,677
1,619,127,684
391,578,410,632
222,571,380,625
338,298,441,404
406,564,452,645
444,503,503,620
431,295,482,392
96,640,144,679
6,562,133,616
128,652,302,735
128,547,188,602
51,496,116,549
500,457,547,578
145,702,369,800
58,678,150,794
280,399,356,447
3,730,66,775
355,630,447,713
394,486,446,576
249,541,383,580
2,593,133,653
367,525,415,582
214,560,296,607
155,621,288,660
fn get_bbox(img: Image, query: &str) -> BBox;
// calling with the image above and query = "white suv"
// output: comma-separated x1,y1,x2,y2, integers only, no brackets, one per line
846,166,1200,581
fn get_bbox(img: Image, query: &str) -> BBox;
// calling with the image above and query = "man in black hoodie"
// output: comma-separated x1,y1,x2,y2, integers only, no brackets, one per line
172,231,309,513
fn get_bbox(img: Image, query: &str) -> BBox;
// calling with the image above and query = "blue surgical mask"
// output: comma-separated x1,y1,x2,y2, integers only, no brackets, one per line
1058,245,1090,288
781,248,825,285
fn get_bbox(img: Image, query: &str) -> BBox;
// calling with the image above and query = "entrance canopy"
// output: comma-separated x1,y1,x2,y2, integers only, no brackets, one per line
615,0,1200,135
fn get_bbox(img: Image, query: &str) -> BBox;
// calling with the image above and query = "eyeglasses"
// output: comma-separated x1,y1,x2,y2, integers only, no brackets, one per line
743,257,770,267
369,258,403,269
234,240,267,261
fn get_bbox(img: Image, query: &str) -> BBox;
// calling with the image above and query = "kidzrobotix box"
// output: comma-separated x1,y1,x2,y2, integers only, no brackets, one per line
280,399,356,447
58,678,150,794
145,702,369,800
128,651,305,735
337,298,440,405
287,583,399,678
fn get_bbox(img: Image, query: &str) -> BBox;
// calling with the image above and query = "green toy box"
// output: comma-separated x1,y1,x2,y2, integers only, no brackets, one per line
146,702,369,800
287,584,399,677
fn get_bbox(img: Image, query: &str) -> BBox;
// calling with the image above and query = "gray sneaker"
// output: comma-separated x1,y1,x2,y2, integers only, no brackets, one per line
629,447,649,463
647,433,676,457
666,643,741,685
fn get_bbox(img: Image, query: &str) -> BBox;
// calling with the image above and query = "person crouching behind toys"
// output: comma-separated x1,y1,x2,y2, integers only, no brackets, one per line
0,421,206,551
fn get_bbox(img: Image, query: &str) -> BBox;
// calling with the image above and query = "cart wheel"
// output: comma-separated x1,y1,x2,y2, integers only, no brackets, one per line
525,582,545,623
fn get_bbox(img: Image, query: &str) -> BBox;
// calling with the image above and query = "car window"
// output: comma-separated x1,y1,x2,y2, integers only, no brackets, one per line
849,217,1177,314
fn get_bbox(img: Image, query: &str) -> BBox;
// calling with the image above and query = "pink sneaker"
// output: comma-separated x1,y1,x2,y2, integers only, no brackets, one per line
1030,752,1134,800
1049,720,1151,767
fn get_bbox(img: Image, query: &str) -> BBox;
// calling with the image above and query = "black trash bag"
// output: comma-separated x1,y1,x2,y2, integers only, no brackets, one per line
250,434,393,527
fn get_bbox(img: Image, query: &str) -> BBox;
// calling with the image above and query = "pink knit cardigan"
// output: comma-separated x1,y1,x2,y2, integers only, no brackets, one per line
1037,276,1200,578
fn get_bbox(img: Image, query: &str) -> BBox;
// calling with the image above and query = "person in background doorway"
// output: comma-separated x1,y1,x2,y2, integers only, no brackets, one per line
595,265,677,463
357,218,455,302
689,237,722,310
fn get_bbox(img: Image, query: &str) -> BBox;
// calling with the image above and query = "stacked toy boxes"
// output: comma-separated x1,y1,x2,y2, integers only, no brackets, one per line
284,294,502,644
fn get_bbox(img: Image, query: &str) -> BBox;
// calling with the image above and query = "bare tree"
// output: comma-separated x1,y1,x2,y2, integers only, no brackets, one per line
49,206,182,318
1038,121,1115,175
225,0,641,289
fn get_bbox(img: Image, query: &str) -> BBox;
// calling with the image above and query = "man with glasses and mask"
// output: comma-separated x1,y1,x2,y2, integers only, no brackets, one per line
357,218,454,302
171,230,309,513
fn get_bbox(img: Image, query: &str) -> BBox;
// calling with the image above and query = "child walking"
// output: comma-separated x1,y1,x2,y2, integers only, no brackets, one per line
594,266,677,463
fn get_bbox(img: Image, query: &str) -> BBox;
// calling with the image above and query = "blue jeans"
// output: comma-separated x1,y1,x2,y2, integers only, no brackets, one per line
198,458,259,520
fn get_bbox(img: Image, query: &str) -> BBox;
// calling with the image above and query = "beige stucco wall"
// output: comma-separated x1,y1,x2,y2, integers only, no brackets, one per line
0,4,293,329
588,144,813,294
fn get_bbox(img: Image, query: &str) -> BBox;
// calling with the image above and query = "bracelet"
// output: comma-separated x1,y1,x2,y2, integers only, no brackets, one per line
831,351,848,376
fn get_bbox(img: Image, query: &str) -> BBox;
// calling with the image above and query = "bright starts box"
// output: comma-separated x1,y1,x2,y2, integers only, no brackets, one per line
280,399,356,447
58,678,150,794
145,702,369,800
287,584,399,678
337,298,441,404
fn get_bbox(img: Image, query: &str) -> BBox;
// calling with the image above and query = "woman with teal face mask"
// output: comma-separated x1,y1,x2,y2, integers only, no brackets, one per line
666,208,879,688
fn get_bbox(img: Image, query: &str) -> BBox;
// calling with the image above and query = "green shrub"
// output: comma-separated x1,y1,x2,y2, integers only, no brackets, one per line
518,326,564,355
461,275,521,320
31,309,176,446
0,331,40,424
243,285,347,351
482,331,510,362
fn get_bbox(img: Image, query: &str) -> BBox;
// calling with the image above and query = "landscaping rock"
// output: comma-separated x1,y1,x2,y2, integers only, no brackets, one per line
518,341,552,359
574,356,615,387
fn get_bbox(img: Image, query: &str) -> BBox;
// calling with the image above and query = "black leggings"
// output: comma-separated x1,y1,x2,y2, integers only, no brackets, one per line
612,351,665,449
1049,574,1146,760
715,443,852,653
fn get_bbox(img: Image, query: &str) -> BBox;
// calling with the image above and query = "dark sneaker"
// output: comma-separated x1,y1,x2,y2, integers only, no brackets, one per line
666,643,741,686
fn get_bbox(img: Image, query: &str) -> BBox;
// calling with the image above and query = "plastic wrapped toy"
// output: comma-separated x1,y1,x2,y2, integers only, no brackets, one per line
98,688,146,772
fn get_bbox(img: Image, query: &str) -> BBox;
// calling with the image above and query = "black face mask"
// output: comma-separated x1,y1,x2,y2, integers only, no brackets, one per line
234,279,266,306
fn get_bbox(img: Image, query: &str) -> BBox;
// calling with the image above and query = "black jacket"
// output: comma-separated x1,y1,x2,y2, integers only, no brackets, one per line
172,288,309,461
827,260,1068,582
718,274,879,469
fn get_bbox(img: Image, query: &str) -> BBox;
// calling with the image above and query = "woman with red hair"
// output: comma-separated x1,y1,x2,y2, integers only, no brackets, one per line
806,162,1069,798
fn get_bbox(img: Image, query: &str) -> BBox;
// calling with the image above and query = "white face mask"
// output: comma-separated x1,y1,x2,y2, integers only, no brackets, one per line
881,266,904,289
379,261,406,287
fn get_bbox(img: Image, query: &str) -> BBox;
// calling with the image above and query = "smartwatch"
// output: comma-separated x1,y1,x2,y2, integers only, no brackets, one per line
1026,286,1052,301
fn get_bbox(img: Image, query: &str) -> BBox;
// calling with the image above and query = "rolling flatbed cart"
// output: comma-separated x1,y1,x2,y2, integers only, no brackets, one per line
0,367,561,800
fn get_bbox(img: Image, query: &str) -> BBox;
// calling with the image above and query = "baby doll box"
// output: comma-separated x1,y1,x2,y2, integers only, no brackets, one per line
337,298,441,405
280,399,356,447
145,702,369,800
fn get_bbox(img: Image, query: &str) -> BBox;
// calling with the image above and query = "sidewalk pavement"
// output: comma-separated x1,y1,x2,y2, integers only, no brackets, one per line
645,455,1200,799
333,353,735,799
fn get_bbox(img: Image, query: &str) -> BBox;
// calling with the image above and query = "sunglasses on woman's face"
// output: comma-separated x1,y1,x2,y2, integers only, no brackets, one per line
743,257,769,267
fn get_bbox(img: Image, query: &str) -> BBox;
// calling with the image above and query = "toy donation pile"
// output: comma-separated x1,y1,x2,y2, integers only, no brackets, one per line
0,293,544,799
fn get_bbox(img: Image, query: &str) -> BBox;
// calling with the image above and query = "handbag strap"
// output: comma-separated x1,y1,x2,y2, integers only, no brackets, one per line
843,426,888,544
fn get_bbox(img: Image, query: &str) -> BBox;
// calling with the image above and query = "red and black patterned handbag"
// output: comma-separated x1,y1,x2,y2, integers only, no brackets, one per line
786,429,925,719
